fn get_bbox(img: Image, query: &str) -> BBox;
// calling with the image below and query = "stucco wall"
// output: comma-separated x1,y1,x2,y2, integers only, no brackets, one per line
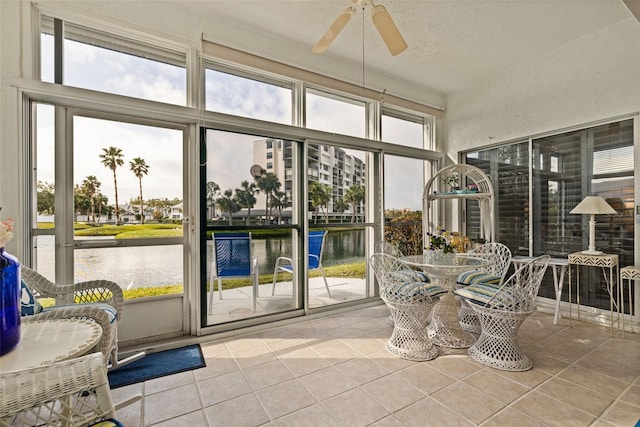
444,17,640,155
0,1,29,256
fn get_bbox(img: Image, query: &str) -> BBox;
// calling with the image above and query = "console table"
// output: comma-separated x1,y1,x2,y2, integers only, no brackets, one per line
0,319,103,372
512,256,568,325
568,252,620,336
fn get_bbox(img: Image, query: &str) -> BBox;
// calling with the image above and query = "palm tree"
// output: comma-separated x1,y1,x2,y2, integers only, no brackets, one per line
333,197,348,223
94,193,108,223
309,181,331,224
217,189,240,225
256,172,281,224
81,175,100,223
206,181,220,219
235,180,257,225
272,190,288,224
99,146,124,225
129,157,150,224
344,184,365,223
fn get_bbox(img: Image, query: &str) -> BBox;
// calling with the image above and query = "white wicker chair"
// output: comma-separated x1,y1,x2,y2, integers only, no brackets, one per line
370,253,445,361
21,266,144,371
374,240,403,257
454,255,550,371
457,243,512,333
374,241,404,326
0,353,121,427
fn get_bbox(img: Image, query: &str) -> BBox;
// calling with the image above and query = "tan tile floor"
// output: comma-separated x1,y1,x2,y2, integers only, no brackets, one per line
112,305,640,426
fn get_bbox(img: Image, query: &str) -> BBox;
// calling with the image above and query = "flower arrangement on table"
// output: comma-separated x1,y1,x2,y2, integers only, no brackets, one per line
425,228,457,254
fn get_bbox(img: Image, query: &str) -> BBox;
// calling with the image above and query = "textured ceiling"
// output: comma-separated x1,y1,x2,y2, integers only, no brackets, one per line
65,0,634,108
183,1,632,100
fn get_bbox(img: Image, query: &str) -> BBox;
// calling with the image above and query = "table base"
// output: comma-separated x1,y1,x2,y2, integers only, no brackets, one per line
427,293,476,348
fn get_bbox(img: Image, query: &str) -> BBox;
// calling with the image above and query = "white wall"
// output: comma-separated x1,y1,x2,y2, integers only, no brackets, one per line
0,1,29,256
444,17,640,154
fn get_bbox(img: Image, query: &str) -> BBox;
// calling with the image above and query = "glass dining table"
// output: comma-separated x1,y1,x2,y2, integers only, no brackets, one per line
400,253,492,349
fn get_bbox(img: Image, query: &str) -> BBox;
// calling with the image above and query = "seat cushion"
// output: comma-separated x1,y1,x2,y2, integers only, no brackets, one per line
89,419,124,427
43,302,118,324
20,280,43,316
457,270,501,286
388,270,430,284
454,283,523,310
385,281,446,299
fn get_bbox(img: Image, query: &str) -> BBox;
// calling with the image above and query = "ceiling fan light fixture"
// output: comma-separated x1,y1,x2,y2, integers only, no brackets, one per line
370,4,408,56
312,7,354,54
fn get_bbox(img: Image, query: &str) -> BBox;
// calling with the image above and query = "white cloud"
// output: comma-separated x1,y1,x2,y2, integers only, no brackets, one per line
37,34,424,213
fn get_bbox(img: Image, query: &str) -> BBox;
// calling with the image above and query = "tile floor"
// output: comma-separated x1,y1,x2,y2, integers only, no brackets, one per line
112,305,640,427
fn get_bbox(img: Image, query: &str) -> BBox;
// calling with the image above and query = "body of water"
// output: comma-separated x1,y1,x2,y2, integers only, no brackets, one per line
35,229,365,289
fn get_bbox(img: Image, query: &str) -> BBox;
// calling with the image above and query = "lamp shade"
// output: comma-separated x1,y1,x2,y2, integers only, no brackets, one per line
570,196,617,215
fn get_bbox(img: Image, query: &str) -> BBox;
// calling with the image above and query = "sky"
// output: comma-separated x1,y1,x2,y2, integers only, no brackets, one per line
39,34,425,211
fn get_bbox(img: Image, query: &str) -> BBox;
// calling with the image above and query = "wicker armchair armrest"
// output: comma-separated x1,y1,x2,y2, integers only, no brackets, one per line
54,280,124,316
21,267,122,314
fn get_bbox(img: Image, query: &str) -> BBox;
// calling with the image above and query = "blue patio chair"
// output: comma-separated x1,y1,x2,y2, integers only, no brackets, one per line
271,230,331,298
208,232,259,313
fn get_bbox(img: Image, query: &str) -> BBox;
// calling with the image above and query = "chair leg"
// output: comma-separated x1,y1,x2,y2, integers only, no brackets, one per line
107,333,146,371
218,278,223,300
272,265,279,296
319,265,331,298
208,278,214,314
252,274,258,313
108,350,146,371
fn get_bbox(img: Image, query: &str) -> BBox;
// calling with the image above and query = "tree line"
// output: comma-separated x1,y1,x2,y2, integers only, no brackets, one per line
206,173,365,225
37,146,160,224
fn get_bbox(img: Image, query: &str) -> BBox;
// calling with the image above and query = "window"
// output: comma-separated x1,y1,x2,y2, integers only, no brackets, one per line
31,12,439,333
306,89,366,138
41,19,187,105
205,66,292,124
32,104,184,296
464,119,634,314
381,110,425,149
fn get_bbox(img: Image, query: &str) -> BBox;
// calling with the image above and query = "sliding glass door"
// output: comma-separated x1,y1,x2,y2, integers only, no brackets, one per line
201,129,375,328
30,103,188,342
464,119,635,316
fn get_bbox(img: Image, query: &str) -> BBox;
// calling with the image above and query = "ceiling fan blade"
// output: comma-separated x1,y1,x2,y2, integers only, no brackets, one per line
370,4,407,56
312,7,354,54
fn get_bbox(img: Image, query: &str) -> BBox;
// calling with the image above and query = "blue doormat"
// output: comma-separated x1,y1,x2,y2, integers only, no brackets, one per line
108,344,206,389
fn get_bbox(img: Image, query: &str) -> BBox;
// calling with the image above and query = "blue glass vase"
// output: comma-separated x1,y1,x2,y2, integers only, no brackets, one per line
0,247,21,356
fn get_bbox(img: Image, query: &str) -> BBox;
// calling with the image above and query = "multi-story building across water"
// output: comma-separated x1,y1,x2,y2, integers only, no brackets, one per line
253,138,365,222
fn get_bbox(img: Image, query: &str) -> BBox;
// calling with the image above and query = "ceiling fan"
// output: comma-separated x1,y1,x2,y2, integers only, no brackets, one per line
312,0,408,56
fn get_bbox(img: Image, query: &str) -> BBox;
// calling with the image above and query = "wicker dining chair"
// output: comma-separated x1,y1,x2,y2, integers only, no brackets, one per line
454,255,550,371
456,242,512,333
374,241,405,326
0,353,122,427
370,253,446,361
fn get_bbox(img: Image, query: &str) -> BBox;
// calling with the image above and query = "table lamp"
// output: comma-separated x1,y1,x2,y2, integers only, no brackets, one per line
570,196,617,255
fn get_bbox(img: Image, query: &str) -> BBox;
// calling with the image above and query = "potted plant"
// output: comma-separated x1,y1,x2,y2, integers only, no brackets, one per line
441,174,460,191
